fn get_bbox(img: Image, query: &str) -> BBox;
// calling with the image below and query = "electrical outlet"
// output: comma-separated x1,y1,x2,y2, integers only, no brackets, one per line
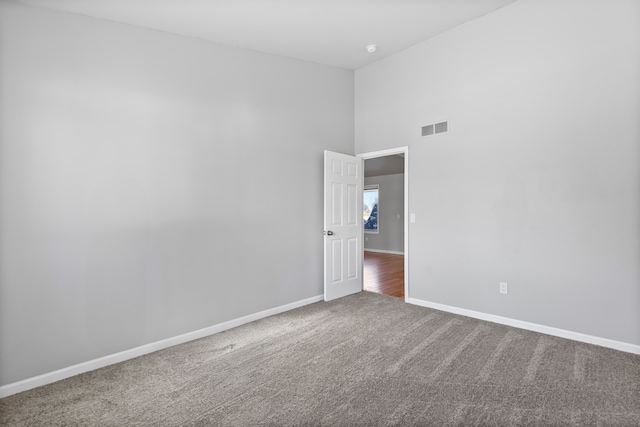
500,282,508,294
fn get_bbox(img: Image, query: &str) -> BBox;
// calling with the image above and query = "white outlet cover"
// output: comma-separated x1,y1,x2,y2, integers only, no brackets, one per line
500,282,508,294
410,214,416,223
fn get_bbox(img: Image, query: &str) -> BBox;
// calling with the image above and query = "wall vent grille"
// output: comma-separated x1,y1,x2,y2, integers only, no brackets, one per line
421,120,449,137
421,124,434,136
435,121,448,133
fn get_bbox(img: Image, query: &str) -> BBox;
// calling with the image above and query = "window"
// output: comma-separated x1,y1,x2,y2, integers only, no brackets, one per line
363,185,378,233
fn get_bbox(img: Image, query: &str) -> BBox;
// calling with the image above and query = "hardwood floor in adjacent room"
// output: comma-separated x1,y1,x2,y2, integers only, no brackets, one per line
363,251,404,299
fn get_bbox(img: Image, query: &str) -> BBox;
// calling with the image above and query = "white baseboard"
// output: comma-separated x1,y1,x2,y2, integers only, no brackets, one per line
0,294,324,399
364,249,404,255
407,297,640,355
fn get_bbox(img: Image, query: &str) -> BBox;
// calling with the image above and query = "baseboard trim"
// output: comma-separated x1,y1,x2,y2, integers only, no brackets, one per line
407,297,640,355
0,294,324,398
364,249,404,255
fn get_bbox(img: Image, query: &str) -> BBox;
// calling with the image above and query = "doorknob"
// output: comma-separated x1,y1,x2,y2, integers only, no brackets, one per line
324,230,334,236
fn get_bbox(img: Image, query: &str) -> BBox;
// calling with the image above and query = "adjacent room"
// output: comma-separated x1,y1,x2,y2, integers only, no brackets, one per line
363,155,406,299
1,0,638,424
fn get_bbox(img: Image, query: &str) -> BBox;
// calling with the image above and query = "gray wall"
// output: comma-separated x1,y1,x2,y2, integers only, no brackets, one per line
356,0,640,345
364,174,404,253
0,1,354,386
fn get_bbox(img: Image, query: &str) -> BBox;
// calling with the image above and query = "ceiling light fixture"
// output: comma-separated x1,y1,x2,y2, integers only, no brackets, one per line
366,44,377,53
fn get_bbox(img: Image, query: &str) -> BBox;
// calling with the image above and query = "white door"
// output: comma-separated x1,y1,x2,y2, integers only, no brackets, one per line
324,150,363,301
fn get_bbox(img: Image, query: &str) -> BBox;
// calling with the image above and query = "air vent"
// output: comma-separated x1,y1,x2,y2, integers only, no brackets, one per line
421,124,434,136
421,120,449,137
435,121,448,134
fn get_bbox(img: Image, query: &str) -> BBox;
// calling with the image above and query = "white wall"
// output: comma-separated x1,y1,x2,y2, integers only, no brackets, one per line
364,174,404,253
356,0,640,346
0,1,354,386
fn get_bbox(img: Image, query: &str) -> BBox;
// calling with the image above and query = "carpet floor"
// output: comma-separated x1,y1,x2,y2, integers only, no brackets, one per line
1,292,639,426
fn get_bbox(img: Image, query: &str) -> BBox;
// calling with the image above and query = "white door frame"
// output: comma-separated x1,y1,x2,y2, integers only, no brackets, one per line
357,146,409,302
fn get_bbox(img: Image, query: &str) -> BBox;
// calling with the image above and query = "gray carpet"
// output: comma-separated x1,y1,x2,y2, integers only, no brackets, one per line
1,292,639,426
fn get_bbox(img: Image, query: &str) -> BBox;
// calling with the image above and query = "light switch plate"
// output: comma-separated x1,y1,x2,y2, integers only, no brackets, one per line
500,282,508,294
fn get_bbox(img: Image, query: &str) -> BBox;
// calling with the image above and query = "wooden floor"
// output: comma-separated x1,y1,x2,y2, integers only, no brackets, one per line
363,251,404,299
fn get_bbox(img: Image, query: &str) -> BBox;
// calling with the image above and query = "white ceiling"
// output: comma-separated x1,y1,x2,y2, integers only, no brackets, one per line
17,0,517,70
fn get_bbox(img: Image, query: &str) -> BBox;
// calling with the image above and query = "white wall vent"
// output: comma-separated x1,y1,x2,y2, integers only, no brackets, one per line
421,124,434,136
421,120,449,137
435,121,448,133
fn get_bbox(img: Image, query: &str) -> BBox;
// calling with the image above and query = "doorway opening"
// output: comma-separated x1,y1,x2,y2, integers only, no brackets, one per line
358,147,409,301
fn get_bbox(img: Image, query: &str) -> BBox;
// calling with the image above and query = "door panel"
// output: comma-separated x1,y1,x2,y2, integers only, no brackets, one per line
324,150,363,301
347,238,358,279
